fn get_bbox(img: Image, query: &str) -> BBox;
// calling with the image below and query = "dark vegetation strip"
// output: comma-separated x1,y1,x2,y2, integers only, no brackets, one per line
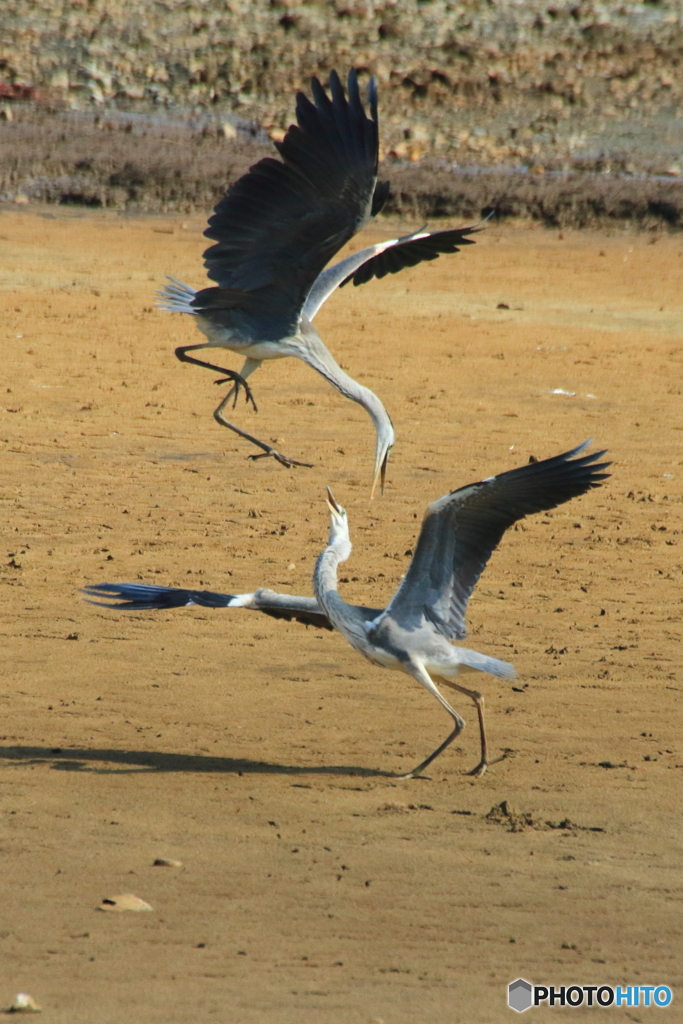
1,111,681,230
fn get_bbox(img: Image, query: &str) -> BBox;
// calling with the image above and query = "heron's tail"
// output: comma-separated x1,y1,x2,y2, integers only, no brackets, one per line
451,647,517,679
156,277,198,314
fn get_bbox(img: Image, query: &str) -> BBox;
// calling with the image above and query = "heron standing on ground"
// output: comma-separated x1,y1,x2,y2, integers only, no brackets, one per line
160,68,478,494
84,441,609,778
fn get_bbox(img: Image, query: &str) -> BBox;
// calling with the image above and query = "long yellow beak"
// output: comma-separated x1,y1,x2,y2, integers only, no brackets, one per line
370,448,390,500
326,486,342,514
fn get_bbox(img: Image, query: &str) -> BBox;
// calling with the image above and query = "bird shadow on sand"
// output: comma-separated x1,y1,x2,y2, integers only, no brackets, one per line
0,745,395,778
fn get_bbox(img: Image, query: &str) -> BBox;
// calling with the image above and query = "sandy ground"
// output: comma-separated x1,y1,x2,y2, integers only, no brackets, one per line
1,210,682,1022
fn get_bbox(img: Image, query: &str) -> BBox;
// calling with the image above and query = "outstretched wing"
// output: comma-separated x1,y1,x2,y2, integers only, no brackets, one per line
82,582,236,610
302,225,479,321
82,582,334,630
201,69,385,320
340,225,479,287
382,441,610,640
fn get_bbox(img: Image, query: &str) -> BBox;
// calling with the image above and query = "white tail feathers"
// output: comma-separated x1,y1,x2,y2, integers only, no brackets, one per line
452,647,517,679
226,592,258,608
157,277,198,314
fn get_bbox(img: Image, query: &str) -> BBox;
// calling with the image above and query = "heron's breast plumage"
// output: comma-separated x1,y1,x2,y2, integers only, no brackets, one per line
195,316,305,362
366,615,455,669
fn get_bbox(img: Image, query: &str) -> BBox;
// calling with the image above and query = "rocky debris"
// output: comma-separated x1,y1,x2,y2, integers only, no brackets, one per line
485,800,537,832
485,801,606,833
1,2,682,225
96,893,154,912
6,993,42,1014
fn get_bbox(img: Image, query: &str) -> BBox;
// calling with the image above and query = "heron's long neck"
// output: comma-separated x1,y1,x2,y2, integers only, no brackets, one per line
299,326,394,444
313,541,352,632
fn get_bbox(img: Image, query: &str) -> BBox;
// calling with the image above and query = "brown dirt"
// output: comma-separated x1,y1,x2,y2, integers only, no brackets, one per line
1,209,681,1022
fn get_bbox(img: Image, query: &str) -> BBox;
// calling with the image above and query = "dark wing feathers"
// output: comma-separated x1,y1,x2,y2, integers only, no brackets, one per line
371,178,391,216
81,583,334,630
82,582,237,611
385,442,610,640
340,226,480,288
202,69,379,312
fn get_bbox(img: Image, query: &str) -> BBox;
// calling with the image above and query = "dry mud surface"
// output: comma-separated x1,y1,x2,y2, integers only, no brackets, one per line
1,210,682,1022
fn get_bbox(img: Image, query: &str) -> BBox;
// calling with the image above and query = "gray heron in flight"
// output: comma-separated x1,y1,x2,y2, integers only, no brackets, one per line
159,68,478,495
84,441,609,777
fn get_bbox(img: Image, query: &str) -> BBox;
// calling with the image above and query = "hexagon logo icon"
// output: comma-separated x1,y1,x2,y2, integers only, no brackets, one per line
508,978,533,1012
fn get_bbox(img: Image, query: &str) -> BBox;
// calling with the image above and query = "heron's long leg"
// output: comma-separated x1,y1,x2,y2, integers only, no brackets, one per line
442,678,488,778
175,344,257,410
396,663,466,779
213,356,263,410
213,386,314,469
177,345,312,468
397,721,463,780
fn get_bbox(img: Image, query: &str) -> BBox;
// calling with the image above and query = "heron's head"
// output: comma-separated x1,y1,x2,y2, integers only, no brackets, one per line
370,419,395,499
325,487,351,554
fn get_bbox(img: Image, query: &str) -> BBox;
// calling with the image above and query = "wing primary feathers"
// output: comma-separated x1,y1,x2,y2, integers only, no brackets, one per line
383,441,610,641
186,70,477,327
367,73,379,125
347,67,362,110
340,225,480,288
371,179,391,217
81,583,335,630
81,583,237,610
199,68,380,313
